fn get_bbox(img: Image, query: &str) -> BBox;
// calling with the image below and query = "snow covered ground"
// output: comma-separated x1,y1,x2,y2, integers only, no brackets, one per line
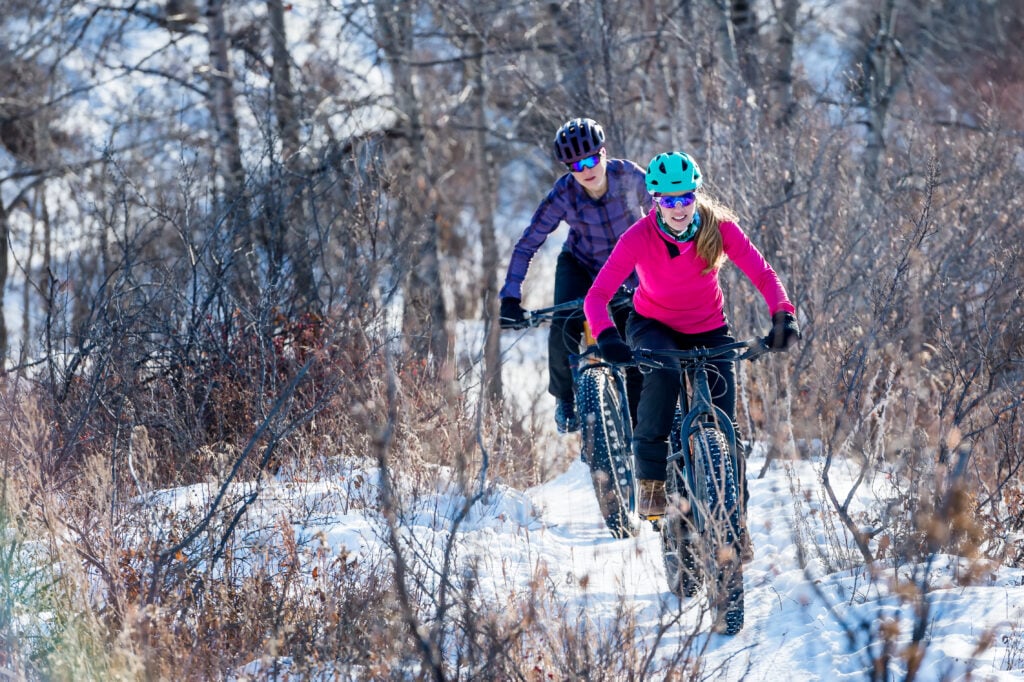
230,447,1024,679
223,327,1024,680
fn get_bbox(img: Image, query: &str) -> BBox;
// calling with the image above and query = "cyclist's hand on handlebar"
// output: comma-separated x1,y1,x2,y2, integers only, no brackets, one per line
597,328,633,364
765,311,801,351
499,297,529,330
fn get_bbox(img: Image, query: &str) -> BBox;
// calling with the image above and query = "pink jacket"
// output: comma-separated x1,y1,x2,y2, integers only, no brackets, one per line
584,210,795,337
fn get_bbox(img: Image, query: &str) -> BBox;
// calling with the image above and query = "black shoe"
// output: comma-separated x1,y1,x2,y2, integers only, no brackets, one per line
555,398,580,434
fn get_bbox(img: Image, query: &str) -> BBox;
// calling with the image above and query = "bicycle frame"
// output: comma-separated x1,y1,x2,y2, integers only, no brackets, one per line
636,339,766,448
634,339,767,634
635,339,768,530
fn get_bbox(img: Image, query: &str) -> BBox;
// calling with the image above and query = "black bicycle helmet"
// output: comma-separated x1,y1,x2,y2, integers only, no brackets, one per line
552,118,606,164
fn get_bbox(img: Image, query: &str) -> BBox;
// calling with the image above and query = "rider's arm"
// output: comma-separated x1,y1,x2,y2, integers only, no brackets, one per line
499,181,571,300
721,221,796,316
584,224,642,337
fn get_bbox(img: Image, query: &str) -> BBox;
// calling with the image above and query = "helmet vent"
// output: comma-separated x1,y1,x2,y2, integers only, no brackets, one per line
552,118,606,164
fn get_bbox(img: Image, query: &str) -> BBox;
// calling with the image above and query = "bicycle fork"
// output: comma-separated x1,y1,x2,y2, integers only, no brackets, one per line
670,365,740,532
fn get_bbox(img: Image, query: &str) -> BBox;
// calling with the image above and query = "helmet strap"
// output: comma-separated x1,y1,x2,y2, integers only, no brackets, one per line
656,209,701,243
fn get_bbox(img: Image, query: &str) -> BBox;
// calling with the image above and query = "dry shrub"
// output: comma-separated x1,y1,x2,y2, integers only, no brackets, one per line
39,306,360,490
1,297,590,679
125,541,405,680
0,372,420,680
0,385,126,680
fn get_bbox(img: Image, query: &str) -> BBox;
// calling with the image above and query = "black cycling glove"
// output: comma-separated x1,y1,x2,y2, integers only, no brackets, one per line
596,328,633,364
499,297,529,330
766,311,801,351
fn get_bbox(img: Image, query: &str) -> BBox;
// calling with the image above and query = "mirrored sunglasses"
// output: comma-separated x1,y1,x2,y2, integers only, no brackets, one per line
567,153,601,173
655,192,697,209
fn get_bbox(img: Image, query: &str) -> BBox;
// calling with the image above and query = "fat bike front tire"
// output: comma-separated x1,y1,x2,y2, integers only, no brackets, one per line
577,368,636,539
691,426,745,635
660,508,703,599
662,412,703,599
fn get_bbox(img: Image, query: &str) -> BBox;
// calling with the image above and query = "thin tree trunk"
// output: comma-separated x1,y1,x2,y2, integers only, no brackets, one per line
206,0,250,295
20,199,34,367
679,0,707,155
731,0,760,88
268,0,298,161
861,0,900,184
0,197,8,362
771,0,800,127
715,0,741,89
207,0,244,199
465,35,502,405
374,0,452,374
714,0,751,151
267,0,318,311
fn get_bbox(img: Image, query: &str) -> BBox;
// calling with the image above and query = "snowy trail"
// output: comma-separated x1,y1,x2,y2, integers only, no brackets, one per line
526,460,667,600
275,323,1024,679
520,456,779,676
494,453,1024,680
247,431,1024,679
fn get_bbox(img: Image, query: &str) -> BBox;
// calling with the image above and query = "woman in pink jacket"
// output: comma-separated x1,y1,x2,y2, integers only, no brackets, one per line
583,151,801,521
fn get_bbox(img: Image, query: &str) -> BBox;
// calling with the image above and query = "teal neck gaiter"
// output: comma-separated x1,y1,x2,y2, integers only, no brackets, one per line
656,209,701,243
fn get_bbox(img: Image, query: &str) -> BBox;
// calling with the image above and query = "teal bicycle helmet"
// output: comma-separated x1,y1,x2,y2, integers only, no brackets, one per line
645,151,703,194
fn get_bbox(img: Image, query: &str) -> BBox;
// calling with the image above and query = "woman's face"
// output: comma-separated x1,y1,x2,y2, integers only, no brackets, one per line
655,191,698,231
568,147,608,193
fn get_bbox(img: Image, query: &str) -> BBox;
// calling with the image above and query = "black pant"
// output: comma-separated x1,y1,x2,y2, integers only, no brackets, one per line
550,251,642,424
626,315,738,483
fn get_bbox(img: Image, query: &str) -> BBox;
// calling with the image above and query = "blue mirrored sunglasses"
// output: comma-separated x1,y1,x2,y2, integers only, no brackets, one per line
567,153,601,173
655,192,697,209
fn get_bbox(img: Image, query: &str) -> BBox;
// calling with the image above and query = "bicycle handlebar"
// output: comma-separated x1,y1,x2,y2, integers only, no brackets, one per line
631,337,772,369
523,298,585,327
522,299,773,366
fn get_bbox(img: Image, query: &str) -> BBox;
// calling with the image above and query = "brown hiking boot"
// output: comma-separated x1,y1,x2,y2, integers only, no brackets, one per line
637,479,667,519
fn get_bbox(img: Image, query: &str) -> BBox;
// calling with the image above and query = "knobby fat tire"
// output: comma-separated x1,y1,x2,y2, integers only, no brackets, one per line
577,368,636,539
662,425,745,635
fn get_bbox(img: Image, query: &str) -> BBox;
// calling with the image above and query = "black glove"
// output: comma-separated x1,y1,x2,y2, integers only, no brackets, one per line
765,311,801,351
499,297,529,330
597,328,633,364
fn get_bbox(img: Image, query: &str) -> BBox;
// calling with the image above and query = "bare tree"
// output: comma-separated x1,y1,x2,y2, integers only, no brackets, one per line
373,0,452,375
730,0,761,89
854,0,903,183
205,0,249,289
0,10,69,363
769,0,801,127
263,0,319,311
466,34,503,405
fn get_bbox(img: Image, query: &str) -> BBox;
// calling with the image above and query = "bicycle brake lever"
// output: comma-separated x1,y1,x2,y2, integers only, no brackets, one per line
744,337,771,360
631,350,656,374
